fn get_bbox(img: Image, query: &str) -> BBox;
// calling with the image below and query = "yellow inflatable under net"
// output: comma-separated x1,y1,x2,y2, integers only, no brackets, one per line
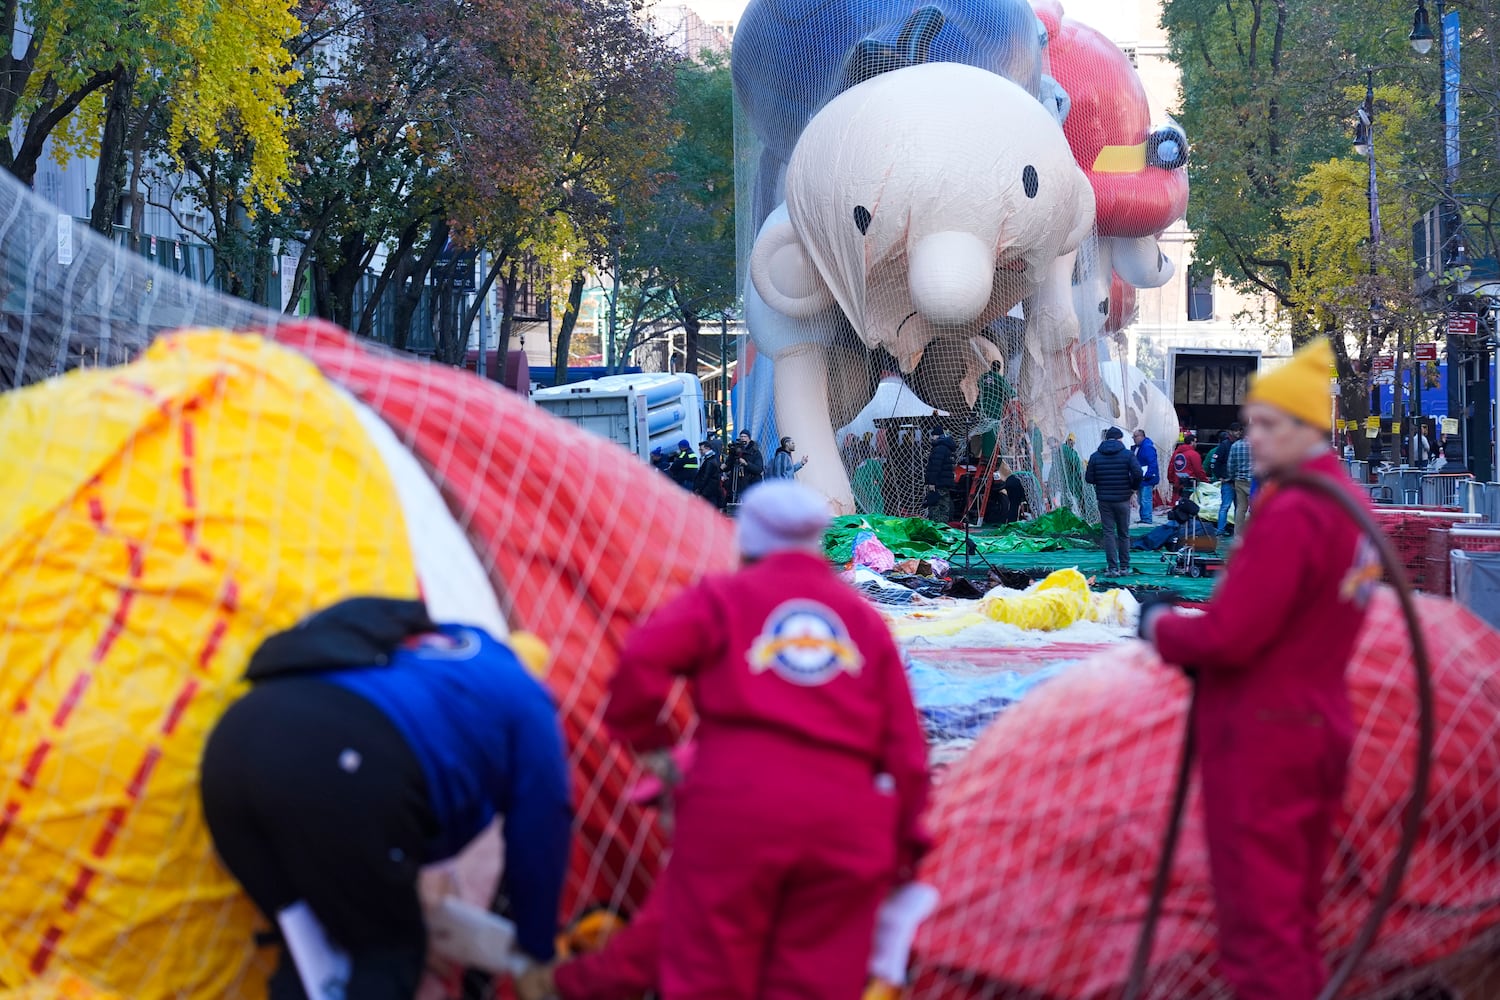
890,569,1136,638
0,333,420,997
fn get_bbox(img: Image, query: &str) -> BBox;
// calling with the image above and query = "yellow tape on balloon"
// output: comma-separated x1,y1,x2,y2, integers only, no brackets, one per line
0,331,420,997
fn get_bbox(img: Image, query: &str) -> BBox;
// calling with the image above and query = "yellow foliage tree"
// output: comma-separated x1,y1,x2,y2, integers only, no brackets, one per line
1279,82,1429,443
4,0,300,226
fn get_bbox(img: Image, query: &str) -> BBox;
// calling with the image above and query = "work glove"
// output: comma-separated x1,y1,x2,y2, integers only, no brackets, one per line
868,883,940,988
1136,590,1181,644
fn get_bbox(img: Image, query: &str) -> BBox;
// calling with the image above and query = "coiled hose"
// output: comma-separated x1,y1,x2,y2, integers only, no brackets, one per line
1122,471,1437,1000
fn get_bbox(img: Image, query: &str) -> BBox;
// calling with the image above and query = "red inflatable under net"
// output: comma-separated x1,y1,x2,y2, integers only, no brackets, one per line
914,590,1500,999
274,321,738,920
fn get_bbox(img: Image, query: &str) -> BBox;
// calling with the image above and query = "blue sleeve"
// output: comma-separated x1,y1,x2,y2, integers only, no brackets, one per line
498,673,574,962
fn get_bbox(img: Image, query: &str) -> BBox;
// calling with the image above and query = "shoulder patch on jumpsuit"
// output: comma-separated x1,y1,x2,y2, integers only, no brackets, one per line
1339,535,1381,607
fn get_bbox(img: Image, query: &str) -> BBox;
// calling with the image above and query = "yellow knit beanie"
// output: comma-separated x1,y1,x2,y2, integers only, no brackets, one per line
1246,338,1335,432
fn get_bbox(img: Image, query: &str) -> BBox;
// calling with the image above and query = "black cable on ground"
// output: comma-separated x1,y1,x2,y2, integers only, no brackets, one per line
1121,471,1436,1000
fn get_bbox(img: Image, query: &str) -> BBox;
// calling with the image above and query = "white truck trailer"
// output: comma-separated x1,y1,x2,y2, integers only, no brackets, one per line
531,372,708,462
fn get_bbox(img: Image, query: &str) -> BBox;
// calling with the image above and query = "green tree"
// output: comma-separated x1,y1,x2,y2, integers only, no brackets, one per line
1162,0,1440,426
610,53,737,377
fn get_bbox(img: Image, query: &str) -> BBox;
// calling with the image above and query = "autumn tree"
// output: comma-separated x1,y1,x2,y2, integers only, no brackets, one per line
287,0,554,339
538,0,681,381
1,0,300,233
1279,82,1433,452
612,53,736,376
1165,0,1500,460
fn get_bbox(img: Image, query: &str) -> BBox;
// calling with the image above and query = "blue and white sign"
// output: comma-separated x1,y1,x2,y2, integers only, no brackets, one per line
1443,11,1460,187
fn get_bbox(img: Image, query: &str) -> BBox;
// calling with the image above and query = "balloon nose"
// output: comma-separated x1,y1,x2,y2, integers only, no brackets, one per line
908,231,994,326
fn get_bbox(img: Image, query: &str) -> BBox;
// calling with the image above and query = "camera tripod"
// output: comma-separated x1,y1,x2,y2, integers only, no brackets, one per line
942,445,1004,575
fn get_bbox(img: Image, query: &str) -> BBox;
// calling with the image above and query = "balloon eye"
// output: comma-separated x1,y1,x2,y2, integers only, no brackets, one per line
1147,126,1189,169
854,205,872,234
1022,165,1039,198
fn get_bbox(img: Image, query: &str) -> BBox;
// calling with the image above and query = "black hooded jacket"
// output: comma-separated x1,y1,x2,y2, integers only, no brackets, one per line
925,433,956,488
1085,439,1144,503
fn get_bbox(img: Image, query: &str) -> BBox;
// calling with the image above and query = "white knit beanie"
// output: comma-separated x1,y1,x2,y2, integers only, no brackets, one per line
736,480,831,559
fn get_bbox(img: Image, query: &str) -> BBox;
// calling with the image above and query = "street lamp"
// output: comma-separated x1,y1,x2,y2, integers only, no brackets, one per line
1409,0,1435,55
1353,109,1372,157
1353,70,1405,461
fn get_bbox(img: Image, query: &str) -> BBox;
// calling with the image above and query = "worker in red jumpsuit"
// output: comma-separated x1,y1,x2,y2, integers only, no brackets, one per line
1169,432,1208,502
1140,339,1379,1000
517,747,688,1000
605,479,931,999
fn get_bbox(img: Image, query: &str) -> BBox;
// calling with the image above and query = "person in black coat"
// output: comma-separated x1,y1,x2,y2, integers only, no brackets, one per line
696,439,725,509
668,439,700,490
924,427,957,522
728,431,765,503
1085,426,1144,577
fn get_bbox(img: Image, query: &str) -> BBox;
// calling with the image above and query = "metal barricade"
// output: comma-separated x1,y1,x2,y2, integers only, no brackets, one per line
1378,468,1425,506
1464,480,1485,515
1421,473,1472,508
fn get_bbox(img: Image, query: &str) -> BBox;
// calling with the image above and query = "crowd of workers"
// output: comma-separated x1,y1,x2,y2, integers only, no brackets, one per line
650,431,811,508
196,341,1378,1000
906,415,1257,561
200,482,931,1000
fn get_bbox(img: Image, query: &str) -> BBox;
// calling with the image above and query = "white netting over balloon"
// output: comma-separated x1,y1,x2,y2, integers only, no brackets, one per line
732,0,1186,520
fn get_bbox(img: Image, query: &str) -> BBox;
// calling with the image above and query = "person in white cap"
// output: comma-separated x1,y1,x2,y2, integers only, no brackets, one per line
605,479,931,999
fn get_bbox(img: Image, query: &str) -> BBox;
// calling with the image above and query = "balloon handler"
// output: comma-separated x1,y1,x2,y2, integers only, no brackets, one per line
199,598,573,1000
604,480,933,998
515,744,938,1000
1138,340,1379,1000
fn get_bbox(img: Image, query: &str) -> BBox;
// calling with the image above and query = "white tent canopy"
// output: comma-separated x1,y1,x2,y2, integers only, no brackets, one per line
837,375,949,442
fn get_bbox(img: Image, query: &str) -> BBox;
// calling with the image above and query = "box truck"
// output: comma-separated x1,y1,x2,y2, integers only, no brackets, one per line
1165,347,1262,444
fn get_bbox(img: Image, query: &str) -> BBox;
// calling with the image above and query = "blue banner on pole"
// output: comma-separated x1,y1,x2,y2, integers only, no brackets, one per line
1444,11,1460,187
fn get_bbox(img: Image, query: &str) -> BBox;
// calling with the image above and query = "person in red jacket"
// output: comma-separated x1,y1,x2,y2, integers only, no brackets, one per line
1139,340,1378,1000
1169,432,1208,501
524,747,691,1000
605,478,931,999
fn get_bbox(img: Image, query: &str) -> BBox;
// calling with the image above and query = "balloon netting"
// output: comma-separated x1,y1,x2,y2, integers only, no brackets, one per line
731,0,1187,517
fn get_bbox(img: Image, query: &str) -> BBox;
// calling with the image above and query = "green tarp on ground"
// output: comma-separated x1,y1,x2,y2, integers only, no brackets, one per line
825,509,1102,563
970,545,1220,602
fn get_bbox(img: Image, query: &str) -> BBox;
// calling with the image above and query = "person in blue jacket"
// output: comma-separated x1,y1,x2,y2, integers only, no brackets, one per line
1131,428,1161,524
199,598,572,1000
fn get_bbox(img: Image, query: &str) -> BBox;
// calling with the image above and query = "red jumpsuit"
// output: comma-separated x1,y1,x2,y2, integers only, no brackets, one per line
606,550,931,1000
1154,451,1377,1000
1169,444,1208,501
